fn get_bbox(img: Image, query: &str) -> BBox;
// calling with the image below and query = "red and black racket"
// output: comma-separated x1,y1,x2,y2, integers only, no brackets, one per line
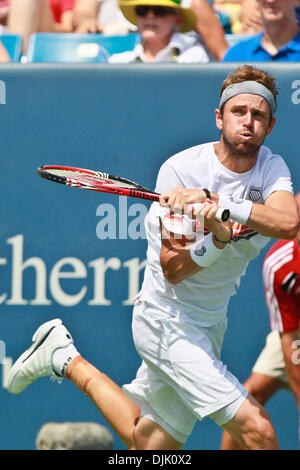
37,165,230,222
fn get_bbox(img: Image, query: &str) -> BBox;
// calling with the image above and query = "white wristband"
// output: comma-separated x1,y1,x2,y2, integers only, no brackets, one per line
190,233,224,267
218,194,253,225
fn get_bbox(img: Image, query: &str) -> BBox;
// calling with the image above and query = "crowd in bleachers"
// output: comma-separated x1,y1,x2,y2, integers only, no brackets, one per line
0,0,300,63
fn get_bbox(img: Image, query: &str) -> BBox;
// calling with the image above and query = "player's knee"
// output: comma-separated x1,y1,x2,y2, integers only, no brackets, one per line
243,414,278,450
131,416,156,450
128,417,140,450
130,416,158,450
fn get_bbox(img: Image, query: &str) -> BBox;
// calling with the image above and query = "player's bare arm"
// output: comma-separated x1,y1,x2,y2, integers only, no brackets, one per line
160,229,201,284
243,191,299,239
160,188,299,240
159,187,207,210
214,189,299,239
160,202,232,284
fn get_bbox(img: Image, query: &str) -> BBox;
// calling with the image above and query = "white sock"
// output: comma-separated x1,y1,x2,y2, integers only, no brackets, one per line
52,344,80,377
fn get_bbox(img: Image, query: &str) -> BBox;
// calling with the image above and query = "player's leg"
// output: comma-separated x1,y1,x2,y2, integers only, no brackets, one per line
221,372,283,450
221,330,291,450
222,393,279,450
6,318,182,450
65,356,182,449
133,416,183,450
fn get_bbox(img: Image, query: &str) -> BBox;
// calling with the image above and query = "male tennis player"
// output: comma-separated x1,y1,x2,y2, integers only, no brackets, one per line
7,65,299,450
221,191,300,450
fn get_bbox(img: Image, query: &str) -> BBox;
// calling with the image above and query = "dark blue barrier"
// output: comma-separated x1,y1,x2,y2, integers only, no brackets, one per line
0,63,299,450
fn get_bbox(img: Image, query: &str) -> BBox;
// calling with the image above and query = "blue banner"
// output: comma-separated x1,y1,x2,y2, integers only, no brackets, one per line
1,64,299,450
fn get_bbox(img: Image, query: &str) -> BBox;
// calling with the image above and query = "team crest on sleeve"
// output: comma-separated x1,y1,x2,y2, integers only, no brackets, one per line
194,243,207,256
248,186,262,202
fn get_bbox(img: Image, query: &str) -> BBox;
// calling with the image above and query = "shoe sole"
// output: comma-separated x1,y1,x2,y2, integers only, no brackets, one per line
7,318,63,393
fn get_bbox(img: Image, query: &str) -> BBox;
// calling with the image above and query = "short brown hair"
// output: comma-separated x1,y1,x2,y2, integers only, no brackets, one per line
220,65,279,117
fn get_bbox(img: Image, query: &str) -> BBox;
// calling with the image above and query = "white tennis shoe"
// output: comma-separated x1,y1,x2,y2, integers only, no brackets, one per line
7,318,74,394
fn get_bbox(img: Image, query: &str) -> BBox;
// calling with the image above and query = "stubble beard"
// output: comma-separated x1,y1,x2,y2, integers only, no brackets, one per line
222,131,265,160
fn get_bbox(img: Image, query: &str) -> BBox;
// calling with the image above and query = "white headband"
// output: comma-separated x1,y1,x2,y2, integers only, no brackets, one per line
219,80,277,115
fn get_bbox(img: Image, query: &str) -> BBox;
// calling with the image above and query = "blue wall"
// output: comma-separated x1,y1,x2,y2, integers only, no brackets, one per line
0,63,299,450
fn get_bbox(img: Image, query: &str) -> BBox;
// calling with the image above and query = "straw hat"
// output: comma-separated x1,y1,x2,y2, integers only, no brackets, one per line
119,0,197,33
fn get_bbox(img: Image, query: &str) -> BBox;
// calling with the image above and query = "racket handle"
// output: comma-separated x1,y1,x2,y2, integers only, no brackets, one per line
216,208,230,222
191,203,230,222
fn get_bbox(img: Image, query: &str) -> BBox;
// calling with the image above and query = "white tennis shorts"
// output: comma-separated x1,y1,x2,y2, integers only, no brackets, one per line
123,300,248,443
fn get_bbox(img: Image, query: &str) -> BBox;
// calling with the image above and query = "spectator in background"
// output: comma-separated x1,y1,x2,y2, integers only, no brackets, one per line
222,0,300,61
211,0,243,33
212,0,262,35
142,0,229,60
235,0,263,34
219,0,300,36
72,0,127,34
0,0,9,33
72,0,104,33
73,0,229,60
182,0,229,59
108,0,211,62
0,0,10,61
221,191,300,450
8,0,76,52
0,37,10,61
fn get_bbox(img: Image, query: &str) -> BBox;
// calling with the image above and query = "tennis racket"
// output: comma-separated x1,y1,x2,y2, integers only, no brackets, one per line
37,165,230,222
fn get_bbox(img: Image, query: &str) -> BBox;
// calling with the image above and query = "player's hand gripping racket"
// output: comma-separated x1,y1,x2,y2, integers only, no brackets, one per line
37,165,230,222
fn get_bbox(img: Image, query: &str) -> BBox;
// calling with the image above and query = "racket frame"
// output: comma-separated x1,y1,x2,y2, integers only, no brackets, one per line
37,165,230,221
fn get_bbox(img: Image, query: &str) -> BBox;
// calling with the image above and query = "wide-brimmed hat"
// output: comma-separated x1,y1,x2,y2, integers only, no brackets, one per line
119,0,197,33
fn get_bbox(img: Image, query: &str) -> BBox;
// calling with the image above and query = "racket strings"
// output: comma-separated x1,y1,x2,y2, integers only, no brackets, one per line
45,169,141,189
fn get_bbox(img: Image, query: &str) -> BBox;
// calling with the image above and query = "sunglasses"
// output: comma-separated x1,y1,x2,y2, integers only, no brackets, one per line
135,5,177,17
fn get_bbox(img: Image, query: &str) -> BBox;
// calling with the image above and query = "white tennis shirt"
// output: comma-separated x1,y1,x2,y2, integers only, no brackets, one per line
136,142,293,327
108,32,210,63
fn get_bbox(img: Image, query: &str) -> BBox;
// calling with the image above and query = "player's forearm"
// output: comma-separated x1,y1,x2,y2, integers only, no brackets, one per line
160,229,227,285
160,245,202,285
210,190,299,240
245,203,299,239
160,231,203,284
160,187,299,240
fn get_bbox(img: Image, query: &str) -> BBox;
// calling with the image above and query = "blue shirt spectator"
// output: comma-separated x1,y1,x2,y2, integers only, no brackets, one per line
223,30,300,61
222,0,300,62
